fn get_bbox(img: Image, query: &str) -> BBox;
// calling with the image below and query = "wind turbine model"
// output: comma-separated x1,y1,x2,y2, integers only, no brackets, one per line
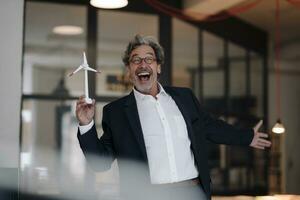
69,52,100,104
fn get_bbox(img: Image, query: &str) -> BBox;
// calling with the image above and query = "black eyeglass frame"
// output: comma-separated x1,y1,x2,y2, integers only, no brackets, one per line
129,56,157,65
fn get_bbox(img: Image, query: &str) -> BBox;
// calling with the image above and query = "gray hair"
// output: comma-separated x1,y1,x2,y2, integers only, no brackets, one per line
122,34,165,66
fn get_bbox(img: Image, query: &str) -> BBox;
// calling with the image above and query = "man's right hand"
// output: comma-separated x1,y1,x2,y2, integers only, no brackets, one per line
76,95,95,125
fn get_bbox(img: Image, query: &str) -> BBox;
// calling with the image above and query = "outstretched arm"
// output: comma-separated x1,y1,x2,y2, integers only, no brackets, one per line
189,89,270,147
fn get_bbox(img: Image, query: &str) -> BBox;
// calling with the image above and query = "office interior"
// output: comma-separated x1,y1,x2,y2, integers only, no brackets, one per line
0,0,299,199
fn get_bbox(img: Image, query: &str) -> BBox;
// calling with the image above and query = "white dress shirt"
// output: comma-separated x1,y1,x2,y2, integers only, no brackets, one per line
79,84,199,184
133,84,198,184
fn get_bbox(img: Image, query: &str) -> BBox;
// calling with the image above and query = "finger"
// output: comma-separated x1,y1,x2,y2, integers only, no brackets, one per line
77,102,90,111
259,138,271,144
76,101,82,110
76,100,85,108
76,100,84,107
78,96,86,103
258,132,269,138
76,101,86,109
254,120,263,132
258,139,272,146
258,141,271,146
77,103,85,110
256,140,272,147
263,143,271,147
257,141,270,148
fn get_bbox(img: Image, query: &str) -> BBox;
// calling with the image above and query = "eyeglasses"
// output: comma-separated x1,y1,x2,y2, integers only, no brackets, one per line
129,56,157,65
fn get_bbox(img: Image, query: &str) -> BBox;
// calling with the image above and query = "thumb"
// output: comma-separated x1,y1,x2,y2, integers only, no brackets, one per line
253,119,263,132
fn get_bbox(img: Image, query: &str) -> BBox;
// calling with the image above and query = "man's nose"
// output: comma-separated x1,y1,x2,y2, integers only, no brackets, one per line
138,60,148,68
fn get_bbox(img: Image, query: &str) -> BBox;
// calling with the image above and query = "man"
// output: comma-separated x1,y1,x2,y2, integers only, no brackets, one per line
76,35,271,200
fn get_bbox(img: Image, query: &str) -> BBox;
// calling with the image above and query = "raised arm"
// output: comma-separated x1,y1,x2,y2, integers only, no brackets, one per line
76,96,115,171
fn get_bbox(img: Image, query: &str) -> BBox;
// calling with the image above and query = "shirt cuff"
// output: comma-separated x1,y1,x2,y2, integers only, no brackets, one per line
79,120,94,135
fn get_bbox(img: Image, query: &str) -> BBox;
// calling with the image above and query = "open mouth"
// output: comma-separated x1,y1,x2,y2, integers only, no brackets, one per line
137,72,151,81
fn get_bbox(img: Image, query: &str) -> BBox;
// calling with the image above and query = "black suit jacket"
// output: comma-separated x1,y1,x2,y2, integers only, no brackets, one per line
77,86,254,199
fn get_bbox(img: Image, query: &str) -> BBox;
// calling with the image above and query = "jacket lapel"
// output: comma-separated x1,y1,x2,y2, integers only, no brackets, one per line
164,87,197,142
123,87,198,162
124,91,148,161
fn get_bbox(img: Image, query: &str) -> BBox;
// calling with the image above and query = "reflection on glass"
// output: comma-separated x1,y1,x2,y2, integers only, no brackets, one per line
94,103,120,198
202,31,224,98
23,2,86,95
20,100,119,199
249,52,266,189
21,100,86,196
250,52,264,117
229,42,246,96
172,18,198,91
96,10,158,96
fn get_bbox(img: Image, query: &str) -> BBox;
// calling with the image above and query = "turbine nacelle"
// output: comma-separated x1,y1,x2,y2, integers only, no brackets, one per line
68,52,101,77
68,52,101,104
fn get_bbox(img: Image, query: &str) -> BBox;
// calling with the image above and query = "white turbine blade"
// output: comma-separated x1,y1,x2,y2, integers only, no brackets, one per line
83,52,88,65
68,66,83,76
86,66,101,73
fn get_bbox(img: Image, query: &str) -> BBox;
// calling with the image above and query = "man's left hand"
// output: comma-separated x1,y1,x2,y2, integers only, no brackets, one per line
250,120,272,150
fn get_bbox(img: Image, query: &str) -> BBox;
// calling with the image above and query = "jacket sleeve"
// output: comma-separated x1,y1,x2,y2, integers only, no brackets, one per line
189,89,254,146
77,105,115,171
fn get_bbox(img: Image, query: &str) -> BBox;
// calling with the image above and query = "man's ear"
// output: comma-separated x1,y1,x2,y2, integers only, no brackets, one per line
125,65,130,78
157,64,161,74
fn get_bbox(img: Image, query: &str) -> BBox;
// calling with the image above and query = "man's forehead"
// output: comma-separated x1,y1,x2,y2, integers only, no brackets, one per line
131,52,155,58
130,45,155,56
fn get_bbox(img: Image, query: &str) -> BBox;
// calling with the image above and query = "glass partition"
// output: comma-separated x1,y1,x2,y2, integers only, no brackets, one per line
96,10,158,96
250,52,264,118
21,99,88,197
229,43,246,97
22,0,268,197
202,31,224,99
20,99,118,199
23,2,87,96
172,18,198,92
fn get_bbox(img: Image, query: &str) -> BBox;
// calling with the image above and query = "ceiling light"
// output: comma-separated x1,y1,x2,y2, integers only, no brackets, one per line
52,25,83,35
90,0,128,9
272,119,285,134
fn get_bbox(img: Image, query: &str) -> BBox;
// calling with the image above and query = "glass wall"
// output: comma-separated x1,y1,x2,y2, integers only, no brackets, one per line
22,0,268,197
22,2,88,197
202,31,226,191
21,100,84,194
202,31,225,100
172,18,198,93
250,52,264,118
23,2,87,96
96,10,158,96
22,2,117,199
229,43,246,97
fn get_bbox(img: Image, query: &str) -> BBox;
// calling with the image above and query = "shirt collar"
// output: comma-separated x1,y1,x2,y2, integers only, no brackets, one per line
133,83,167,101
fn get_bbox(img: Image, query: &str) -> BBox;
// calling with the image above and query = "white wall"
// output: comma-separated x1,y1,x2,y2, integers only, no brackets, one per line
0,0,24,167
268,45,300,193
281,73,300,193
269,71,300,194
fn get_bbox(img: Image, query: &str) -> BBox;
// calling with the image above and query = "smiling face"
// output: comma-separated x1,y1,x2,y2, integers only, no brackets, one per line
126,45,161,96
